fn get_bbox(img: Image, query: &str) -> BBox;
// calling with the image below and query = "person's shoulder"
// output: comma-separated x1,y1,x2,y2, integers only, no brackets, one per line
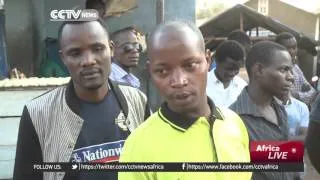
216,107,249,142
118,86,147,103
120,113,163,163
229,101,240,112
217,106,242,120
291,97,309,111
26,86,66,108
234,75,248,87
229,92,244,112
131,113,159,135
216,106,246,127
207,69,217,80
123,113,161,146
115,82,146,98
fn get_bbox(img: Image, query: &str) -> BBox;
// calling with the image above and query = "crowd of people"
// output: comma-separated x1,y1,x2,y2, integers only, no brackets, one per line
11,12,320,180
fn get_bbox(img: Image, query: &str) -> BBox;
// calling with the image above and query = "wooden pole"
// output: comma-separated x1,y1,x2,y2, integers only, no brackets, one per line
240,12,244,31
156,0,164,24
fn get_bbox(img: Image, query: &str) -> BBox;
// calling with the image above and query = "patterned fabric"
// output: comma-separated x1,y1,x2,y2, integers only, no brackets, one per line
25,82,148,180
230,88,296,180
291,64,317,105
284,97,309,136
110,63,140,88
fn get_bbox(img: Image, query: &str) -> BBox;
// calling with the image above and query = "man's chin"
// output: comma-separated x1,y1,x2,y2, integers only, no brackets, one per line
86,85,103,90
126,62,139,68
168,100,197,113
83,82,104,90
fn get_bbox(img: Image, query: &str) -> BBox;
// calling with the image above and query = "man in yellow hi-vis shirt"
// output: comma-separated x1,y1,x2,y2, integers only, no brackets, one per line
118,21,252,180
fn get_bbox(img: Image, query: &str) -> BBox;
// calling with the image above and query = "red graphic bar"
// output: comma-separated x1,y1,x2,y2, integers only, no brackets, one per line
250,141,304,163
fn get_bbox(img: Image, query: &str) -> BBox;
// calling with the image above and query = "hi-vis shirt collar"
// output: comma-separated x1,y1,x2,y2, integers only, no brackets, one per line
158,97,224,132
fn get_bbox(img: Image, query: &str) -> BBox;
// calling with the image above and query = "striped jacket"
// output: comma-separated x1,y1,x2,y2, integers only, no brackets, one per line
13,80,150,180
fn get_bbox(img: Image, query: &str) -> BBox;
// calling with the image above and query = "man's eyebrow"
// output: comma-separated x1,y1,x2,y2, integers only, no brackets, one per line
65,46,81,52
182,56,200,62
278,64,292,69
119,42,139,46
90,42,106,47
153,62,167,66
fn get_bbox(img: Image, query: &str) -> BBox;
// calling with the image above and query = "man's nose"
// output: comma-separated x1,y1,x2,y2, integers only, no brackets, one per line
286,70,294,84
170,69,188,88
80,52,96,66
131,47,139,53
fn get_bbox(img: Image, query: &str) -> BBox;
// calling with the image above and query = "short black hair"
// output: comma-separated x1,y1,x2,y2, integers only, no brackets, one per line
227,30,251,46
275,32,296,44
110,26,139,43
246,41,287,77
57,18,109,48
215,40,245,63
147,20,205,53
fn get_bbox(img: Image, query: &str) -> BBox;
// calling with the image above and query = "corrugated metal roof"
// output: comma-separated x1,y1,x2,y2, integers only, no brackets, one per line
199,4,318,55
0,77,70,88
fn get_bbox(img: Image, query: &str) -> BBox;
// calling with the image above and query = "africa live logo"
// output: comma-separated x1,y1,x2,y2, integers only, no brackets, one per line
71,140,124,163
250,141,304,162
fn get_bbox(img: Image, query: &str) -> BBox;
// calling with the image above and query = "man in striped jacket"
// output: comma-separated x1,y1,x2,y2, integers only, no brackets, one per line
13,19,150,180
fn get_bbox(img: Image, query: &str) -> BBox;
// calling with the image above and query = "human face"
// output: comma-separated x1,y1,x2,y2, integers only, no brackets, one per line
259,50,294,98
59,21,111,91
113,31,141,68
148,35,211,113
280,38,297,60
215,57,243,83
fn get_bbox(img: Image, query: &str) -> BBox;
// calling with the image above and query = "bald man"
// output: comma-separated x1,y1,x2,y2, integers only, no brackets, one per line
118,21,251,180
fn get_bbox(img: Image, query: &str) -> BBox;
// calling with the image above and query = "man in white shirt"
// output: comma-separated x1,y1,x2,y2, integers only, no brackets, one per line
227,30,252,83
207,40,247,107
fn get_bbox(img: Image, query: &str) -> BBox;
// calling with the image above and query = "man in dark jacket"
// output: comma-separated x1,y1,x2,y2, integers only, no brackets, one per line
13,19,150,180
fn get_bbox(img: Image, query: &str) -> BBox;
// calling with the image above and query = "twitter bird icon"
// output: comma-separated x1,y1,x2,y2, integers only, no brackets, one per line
72,164,78,170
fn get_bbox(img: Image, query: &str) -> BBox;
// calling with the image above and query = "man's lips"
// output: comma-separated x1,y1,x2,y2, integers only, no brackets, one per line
282,85,292,91
128,57,139,61
173,92,192,100
80,69,101,77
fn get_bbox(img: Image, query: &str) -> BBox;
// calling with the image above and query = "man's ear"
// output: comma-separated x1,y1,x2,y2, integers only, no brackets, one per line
146,58,151,72
109,40,114,57
252,62,264,78
205,49,212,66
59,50,66,66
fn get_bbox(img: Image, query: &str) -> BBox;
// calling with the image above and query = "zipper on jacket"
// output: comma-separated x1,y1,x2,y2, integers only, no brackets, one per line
208,114,219,162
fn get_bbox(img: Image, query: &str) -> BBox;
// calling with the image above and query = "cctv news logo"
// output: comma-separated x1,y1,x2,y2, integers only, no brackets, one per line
50,9,99,21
